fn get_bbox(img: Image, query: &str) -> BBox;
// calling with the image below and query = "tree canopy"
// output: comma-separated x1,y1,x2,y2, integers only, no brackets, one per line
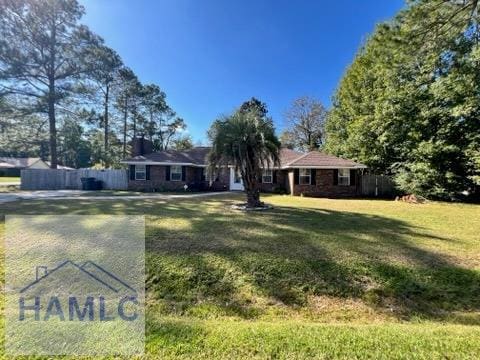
282,96,327,151
0,0,188,168
325,0,480,199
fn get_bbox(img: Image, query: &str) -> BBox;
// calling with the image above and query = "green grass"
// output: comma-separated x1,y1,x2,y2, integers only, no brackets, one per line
1,194,479,358
147,318,480,359
0,176,19,183
0,184,19,192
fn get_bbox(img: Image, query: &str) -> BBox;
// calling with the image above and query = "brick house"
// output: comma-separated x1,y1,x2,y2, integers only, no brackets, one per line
122,139,367,197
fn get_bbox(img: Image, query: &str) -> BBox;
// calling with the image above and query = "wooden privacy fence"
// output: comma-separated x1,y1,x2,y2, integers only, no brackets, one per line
21,169,128,190
360,174,396,198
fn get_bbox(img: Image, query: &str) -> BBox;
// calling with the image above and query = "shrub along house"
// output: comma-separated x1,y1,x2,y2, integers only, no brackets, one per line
122,138,367,197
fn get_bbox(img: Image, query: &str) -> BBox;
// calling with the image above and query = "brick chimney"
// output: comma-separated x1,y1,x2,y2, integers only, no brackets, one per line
131,135,153,157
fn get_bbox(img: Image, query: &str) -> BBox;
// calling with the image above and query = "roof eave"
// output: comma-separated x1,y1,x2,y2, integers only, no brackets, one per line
121,160,207,167
282,165,367,169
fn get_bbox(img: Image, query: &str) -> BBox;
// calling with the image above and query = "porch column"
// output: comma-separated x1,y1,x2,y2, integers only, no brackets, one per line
288,169,295,196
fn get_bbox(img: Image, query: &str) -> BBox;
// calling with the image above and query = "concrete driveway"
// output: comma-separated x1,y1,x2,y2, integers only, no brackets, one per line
0,190,232,204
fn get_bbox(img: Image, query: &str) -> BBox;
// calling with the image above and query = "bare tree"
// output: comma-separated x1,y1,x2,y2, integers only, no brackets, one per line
284,96,327,151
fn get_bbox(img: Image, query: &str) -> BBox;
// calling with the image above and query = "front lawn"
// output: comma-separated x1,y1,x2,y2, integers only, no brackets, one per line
0,177,19,183
1,194,479,358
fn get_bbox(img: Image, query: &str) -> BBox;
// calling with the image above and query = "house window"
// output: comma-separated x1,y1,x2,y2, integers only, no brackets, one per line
135,165,146,180
262,169,273,183
299,169,311,185
338,169,350,186
234,169,242,184
170,165,182,181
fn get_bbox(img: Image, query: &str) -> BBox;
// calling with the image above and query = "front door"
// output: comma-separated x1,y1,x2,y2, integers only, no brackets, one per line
229,168,244,191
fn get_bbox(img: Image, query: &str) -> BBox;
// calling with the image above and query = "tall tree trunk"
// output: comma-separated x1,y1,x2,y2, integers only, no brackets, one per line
307,132,314,151
149,110,154,141
48,77,57,169
48,19,57,169
123,97,128,158
104,84,109,150
132,104,137,139
104,84,109,167
159,118,164,150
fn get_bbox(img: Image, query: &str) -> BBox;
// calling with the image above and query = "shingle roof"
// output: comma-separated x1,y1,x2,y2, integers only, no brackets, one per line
285,151,366,168
279,148,303,167
124,147,211,165
122,147,366,169
0,157,42,168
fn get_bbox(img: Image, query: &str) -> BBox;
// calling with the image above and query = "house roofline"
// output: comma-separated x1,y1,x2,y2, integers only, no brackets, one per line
121,161,206,167
281,165,367,169
121,161,368,170
28,158,45,168
122,161,367,169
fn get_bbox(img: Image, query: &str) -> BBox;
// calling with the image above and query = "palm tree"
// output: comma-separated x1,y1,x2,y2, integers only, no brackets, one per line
208,98,281,208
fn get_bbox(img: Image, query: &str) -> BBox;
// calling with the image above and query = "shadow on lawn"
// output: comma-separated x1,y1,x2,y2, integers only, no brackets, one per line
146,202,480,323
2,197,479,323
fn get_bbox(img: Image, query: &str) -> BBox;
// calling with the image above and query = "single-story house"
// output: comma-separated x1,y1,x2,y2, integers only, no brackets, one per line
0,157,49,176
122,138,367,197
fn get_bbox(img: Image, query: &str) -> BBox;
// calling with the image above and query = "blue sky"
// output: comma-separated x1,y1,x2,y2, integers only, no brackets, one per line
79,0,404,143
